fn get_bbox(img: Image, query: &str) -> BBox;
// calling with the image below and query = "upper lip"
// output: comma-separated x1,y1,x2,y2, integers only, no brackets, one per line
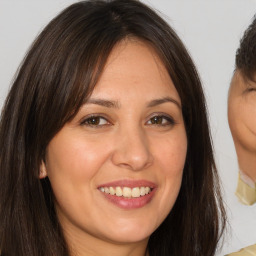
97,179,157,189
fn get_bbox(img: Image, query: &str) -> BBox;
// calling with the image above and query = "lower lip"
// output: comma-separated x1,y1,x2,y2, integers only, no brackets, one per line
100,189,156,209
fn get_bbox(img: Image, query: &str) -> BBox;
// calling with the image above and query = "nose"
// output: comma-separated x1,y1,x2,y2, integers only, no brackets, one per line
111,126,153,171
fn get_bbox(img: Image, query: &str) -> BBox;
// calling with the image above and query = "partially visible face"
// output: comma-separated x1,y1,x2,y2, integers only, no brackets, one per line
43,39,187,248
228,70,256,152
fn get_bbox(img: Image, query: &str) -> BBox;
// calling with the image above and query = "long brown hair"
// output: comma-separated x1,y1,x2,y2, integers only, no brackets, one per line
0,1,226,255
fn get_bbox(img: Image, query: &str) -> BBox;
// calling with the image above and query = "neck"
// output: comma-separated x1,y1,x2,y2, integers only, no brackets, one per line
235,145,256,183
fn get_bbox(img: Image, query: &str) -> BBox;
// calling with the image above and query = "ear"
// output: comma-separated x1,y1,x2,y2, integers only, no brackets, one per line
39,160,48,179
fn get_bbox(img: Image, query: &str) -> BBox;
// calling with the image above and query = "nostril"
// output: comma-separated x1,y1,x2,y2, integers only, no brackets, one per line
111,140,153,171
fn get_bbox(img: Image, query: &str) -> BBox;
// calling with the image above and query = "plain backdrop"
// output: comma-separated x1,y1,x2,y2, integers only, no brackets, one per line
1,0,256,255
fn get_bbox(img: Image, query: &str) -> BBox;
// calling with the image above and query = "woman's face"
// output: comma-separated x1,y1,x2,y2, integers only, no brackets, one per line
43,40,187,248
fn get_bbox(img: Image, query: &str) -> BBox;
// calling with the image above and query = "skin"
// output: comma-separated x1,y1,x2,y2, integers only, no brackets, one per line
228,70,256,182
41,39,187,256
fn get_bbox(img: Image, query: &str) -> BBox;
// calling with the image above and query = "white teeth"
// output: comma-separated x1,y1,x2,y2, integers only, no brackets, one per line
132,187,140,197
140,187,146,196
145,187,150,194
123,187,132,198
99,186,152,198
109,187,115,195
115,186,122,197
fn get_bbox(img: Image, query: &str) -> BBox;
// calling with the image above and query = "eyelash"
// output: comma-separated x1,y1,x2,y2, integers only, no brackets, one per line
246,87,256,92
80,113,176,128
146,114,176,126
80,115,110,127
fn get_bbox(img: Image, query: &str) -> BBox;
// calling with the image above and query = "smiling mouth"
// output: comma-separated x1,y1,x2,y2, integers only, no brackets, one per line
98,180,156,209
99,186,152,198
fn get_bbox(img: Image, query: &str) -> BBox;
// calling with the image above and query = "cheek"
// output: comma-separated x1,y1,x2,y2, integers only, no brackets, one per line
155,130,187,175
161,138,186,191
44,134,114,226
45,134,114,207
152,130,187,212
229,99,256,151
46,135,109,179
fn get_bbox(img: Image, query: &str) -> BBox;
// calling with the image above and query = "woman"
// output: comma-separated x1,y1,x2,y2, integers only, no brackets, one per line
0,0,226,255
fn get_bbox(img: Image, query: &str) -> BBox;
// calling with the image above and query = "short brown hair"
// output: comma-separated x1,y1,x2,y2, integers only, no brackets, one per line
236,16,256,81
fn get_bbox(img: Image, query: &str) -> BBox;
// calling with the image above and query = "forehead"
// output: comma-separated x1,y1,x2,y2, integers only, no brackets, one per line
103,39,166,78
231,70,256,89
91,39,181,102
229,70,247,93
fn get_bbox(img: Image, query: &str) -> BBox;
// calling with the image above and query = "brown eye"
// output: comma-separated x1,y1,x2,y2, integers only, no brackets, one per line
151,116,163,124
81,116,109,126
146,115,175,126
87,117,100,125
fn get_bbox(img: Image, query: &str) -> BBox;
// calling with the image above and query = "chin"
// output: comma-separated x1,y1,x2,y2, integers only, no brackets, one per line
102,220,156,244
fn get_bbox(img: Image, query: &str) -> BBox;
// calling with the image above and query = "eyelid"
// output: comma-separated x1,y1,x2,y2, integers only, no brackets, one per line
247,87,256,92
243,87,256,96
80,114,112,127
146,112,176,126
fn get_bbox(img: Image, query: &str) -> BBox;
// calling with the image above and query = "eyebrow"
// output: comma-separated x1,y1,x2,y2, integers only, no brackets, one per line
84,96,181,109
84,98,120,108
147,97,181,109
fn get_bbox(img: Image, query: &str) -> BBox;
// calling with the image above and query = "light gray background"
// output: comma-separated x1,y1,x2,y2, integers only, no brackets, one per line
1,0,256,255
